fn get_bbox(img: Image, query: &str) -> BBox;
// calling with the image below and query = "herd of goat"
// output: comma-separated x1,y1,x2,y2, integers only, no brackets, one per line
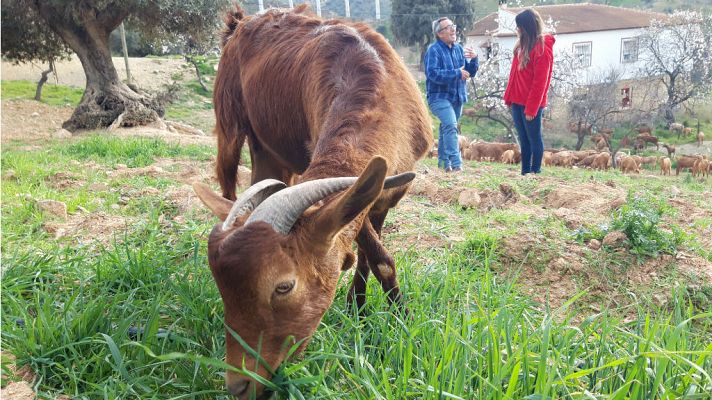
429,125,710,178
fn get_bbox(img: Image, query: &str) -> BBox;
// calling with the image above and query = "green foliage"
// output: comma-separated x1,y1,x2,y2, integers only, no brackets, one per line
1,80,84,106
612,193,684,257
0,0,72,64
573,223,610,243
109,26,158,57
186,55,217,77
391,0,475,59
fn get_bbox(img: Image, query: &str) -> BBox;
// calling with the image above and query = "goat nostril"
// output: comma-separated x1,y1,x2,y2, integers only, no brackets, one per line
227,379,250,397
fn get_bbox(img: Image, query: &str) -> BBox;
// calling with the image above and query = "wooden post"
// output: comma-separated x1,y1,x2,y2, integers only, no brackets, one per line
120,22,132,84
315,0,321,17
375,0,381,20
345,0,350,18
258,0,264,12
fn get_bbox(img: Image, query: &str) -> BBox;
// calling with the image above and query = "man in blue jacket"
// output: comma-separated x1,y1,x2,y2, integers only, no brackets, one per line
424,17,479,172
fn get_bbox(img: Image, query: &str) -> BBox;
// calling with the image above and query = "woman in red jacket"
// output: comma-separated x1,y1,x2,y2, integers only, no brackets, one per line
504,8,555,176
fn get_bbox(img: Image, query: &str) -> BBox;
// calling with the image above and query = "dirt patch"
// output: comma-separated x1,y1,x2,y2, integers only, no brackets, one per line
0,382,35,400
44,211,133,246
1,100,74,143
1,352,35,400
2,56,190,92
1,95,215,148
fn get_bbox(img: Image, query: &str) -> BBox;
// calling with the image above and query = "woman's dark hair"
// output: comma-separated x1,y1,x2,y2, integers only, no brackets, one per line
513,8,545,70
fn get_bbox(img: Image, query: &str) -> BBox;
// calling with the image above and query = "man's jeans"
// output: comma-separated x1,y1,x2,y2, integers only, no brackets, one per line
428,98,463,170
511,104,544,175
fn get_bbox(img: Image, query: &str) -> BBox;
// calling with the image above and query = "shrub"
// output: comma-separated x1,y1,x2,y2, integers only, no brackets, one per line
611,193,684,256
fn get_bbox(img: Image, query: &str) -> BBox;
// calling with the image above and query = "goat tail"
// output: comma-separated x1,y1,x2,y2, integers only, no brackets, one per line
215,115,245,201
220,3,246,48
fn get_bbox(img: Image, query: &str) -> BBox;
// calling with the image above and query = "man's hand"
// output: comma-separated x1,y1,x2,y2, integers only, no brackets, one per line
460,67,470,81
464,47,477,59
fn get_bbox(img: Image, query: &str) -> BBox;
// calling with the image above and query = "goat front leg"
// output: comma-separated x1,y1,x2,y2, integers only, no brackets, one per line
346,247,370,314
356,214,403,307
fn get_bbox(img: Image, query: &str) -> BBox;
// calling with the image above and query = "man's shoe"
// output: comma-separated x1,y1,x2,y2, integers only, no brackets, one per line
445,167,453,172
451,166,463,172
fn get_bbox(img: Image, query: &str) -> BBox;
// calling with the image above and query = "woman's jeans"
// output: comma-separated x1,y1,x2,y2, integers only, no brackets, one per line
428,98,463,170
511,104,544,175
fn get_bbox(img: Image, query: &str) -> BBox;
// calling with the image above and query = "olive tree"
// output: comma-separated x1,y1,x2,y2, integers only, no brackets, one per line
1,0,230,131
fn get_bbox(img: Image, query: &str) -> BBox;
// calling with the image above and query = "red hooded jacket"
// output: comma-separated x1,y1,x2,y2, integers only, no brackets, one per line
504,34,555,117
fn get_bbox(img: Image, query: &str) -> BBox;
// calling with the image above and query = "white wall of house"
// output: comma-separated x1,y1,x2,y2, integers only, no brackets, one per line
467,28,646,82
466,6,649,83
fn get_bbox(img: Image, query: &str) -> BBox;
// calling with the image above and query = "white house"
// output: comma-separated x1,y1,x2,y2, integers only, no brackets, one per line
467,3,668,79
466,3,670,111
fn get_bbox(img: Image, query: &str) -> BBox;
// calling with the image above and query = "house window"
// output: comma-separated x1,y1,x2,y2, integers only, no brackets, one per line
620,87,631,108
573,41,592,68
621,38,638,63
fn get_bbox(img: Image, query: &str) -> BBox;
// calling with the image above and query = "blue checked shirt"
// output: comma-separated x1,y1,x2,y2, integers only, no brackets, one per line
424,39,479,104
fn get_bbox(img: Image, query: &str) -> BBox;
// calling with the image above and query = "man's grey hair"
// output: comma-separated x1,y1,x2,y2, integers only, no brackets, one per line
432,17,448,36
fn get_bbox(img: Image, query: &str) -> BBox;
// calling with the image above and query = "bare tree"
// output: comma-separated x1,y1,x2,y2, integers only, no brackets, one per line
567,67,627,150
467,51,516,141
638,10,712,125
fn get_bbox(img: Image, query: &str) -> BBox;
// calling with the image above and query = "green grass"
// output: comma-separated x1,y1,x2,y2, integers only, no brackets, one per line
1,80,84,106
1,135,215,253
59,135,213,167
2,234,710,398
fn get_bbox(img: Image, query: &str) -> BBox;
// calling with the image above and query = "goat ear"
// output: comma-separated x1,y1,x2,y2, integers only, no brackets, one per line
193,182,233,221
310,156,388,241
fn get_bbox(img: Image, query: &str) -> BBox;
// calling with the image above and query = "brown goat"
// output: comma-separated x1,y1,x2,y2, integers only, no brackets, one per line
578,154,597,168
194,6,431,398
692,158,710,178
458,135,470,155
660,157,671,176
635,133,659,150
468,142,518,162
551,151,574,168
500,149,515,164
543,151,553,166
638,156,658,169
636,124,652,135
591,152,611,170
698,131,705,147
619,156,640,174
676,155,701,175
662,143,676,159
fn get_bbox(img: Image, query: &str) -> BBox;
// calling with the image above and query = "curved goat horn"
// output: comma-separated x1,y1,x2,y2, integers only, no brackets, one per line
222,179,287,230
245,172,415,235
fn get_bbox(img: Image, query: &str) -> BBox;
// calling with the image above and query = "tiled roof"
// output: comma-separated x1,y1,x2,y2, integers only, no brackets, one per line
468,3,669,36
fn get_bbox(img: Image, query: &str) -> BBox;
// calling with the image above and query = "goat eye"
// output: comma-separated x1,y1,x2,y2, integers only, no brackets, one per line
275,280,295,295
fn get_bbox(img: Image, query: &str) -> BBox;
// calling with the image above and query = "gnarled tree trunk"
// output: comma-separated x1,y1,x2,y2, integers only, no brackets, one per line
36,3,162,132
